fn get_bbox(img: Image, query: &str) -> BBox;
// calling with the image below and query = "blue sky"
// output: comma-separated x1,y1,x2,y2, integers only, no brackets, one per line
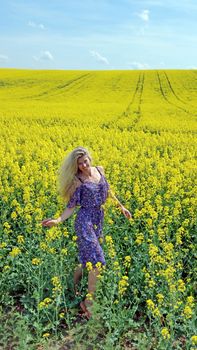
0,0,196,70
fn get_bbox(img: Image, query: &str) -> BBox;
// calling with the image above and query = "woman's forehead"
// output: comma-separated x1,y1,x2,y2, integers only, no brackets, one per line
77,154,89,163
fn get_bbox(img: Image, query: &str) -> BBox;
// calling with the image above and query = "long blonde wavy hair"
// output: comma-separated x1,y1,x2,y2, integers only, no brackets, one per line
58,146,92,202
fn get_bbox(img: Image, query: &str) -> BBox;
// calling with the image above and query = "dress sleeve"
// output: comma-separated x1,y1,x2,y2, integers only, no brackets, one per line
66,186,81,208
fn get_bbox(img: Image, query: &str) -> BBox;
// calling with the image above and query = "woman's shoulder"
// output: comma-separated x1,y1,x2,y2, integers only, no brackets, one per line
96,165,105,175
69,176,82,195
73,175,83,188
67,177,81,200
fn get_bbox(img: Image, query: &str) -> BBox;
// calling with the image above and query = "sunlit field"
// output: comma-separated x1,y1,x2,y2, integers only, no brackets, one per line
0,69,196,350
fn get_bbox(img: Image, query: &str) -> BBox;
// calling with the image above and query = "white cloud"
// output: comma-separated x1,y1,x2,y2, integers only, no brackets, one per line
28,21,45,30
0,54,8,61
90,50,109,65
138,10,150,21
33,51,54,62
128,61,151,69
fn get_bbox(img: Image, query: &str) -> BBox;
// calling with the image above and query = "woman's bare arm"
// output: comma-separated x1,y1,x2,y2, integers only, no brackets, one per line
109,189,132,219
108,189,124,209
98,165,132,219
42,206,75,227
56,206,76,223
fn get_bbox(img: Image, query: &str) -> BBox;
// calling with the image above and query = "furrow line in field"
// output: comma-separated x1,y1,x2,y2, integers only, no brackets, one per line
100,73,141,129
156,71,194,116
100,73,144,131
123,72,144,131
164,71,184,102
127,73,143,105
20,73,91,100
164,71,196,109
156,71,169,103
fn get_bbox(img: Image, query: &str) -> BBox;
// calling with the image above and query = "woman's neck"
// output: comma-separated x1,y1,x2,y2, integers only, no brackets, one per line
80,167,92,178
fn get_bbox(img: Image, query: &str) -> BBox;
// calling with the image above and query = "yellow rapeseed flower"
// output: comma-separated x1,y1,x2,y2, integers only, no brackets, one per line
17,235,24,244
177,279,186,292
182,306,193,319
135,233,144,245
48,247,56,254
156,293,164,303
0,242,7,248
42,333,50,338
105,235,113,244
146,299,155,310
187,296,194,306
148,279,156,288
191,336,197,345
152,307,161,318
99,237,104,244
61,248,68,255
38,297,52,309
63,229,69,237
86,293,93,301
118,275,129,296
161,328,170,340
9,247,21,257
149,244,159,259
113,261,120,270
40,241,47,250
51,276,62,293
95,261,103,272
11,211,17,220
86,261,93,271
32,258,42,265
124,255,131,267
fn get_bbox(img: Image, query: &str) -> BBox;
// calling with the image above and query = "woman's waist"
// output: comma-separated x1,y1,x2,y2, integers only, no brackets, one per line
80,204,104,211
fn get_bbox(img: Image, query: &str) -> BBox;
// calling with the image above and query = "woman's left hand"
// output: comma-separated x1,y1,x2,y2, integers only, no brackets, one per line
121,206,132,219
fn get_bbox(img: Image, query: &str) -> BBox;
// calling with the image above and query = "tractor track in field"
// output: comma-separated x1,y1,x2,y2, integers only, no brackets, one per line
163,71,196,109
19,73,91,100
125,72,144,112
101,73,144,131
125,72,144,131
164,71,186,103
156,71,195,116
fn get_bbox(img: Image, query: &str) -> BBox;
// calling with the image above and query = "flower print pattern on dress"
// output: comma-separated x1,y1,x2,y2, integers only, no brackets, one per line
67,167,110,268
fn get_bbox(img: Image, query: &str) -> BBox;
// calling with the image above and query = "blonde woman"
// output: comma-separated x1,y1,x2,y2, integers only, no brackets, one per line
42,146,131,318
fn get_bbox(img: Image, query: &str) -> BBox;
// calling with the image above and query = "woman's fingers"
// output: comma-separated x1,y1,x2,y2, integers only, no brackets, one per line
41,218,52,226
42,218,51,223
123,209,132,219
42,219,57,227
126,210,132,218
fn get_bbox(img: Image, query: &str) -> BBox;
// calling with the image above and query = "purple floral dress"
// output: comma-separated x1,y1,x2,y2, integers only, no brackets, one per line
67,167,110,268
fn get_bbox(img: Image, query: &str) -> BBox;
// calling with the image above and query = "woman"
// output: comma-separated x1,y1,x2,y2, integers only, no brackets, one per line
42,146,131,318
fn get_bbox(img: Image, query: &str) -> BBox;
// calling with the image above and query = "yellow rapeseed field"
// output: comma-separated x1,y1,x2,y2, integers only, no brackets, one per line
0,69,196,349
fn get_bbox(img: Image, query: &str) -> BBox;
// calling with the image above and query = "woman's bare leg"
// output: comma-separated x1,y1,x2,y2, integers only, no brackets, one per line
74,265,83,294
80,267,100,318
85,267,100,306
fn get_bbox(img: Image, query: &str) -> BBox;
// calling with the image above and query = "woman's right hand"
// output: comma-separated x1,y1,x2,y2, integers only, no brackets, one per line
41,218,58,227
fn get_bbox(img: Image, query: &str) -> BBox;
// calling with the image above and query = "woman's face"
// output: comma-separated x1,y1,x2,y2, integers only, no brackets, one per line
77,154,91,173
